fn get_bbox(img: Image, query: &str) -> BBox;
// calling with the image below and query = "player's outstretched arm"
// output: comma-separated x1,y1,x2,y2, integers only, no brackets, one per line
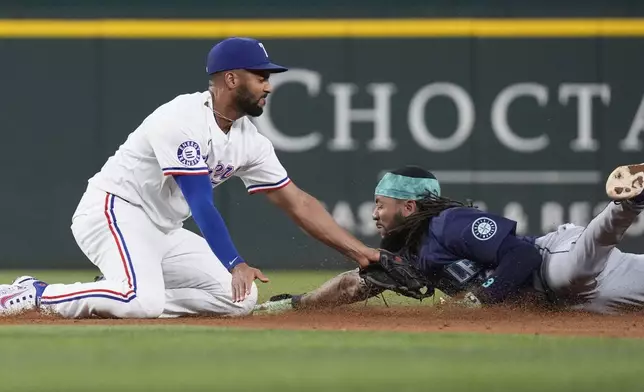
174,174,268,302
255,269,384,314
264,182,379,268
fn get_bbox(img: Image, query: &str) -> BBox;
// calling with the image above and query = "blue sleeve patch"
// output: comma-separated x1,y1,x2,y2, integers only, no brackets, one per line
470,217,498,241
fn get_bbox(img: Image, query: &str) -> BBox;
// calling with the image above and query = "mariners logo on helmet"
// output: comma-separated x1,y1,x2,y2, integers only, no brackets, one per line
472,217,497,241
177,141,201,166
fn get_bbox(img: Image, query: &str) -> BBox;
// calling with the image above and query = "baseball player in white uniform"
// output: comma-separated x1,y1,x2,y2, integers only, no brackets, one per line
0,37,380,318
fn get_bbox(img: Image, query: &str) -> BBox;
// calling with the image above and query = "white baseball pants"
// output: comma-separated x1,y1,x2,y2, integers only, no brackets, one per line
39,186,257,318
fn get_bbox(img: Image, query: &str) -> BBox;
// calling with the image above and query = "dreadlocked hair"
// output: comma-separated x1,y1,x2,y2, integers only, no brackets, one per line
380,192,476,255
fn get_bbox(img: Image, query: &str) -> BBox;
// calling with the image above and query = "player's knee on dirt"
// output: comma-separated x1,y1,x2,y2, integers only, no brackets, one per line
85,279,166,319
139,298,165,318
119,294,165,319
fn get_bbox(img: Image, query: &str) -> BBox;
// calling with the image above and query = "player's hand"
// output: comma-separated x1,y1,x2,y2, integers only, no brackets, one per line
356,248,381,268
367,248,381,263
231,263,269,302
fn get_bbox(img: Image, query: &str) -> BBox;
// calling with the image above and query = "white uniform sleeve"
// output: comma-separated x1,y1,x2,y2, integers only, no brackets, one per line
147,117,209,177
237,135,290,194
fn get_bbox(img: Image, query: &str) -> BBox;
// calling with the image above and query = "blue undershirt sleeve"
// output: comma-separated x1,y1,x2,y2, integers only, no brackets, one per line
173,174,244,271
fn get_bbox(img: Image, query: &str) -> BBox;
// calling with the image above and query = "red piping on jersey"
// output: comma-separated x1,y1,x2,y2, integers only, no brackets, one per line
248,178,292,194
164,171,210,176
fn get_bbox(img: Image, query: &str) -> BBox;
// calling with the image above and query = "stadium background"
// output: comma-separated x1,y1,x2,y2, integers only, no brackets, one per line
3,0,644,271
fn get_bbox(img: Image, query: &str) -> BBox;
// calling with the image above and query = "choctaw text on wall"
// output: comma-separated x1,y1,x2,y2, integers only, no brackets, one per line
4,30,644,267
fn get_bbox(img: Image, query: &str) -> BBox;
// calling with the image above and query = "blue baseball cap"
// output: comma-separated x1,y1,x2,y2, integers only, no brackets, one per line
206,37,288,75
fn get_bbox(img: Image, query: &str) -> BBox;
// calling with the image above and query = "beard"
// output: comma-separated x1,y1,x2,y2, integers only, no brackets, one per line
378,212,407,253
235,84,265,117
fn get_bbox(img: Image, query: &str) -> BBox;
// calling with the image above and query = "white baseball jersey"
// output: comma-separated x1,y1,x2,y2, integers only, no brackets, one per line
86,91,290,231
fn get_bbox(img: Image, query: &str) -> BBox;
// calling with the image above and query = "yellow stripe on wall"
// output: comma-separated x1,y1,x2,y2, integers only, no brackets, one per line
2,18,644,39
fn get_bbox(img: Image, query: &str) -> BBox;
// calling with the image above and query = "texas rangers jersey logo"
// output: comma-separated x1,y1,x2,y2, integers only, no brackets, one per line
177,141,201,166
210,162,236,185
471,217,497,241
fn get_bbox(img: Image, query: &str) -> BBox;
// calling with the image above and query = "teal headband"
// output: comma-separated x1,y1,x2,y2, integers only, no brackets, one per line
374,172,441,200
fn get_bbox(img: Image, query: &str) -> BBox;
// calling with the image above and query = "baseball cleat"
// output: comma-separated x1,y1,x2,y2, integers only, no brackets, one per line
12,275,37,285
0,278,48,316
606,163,644,201
268,293,293,301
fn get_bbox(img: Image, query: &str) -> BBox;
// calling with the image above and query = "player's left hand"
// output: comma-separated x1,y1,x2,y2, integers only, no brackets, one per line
231,263,269,302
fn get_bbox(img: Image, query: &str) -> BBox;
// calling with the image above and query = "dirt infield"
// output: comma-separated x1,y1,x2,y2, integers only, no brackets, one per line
2,305,644,338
